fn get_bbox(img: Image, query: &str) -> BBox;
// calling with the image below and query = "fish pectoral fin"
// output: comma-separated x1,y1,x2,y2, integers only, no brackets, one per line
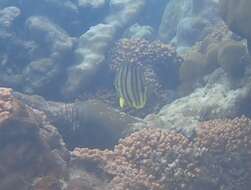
119,97,125,108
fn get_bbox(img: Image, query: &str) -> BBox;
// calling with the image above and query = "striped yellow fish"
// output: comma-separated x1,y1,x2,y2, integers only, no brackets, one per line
114,63,147,109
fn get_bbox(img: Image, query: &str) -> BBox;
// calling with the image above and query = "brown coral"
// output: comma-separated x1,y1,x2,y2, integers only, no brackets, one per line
72,128,201,190
195,117,251,190
111,38,182,69
72,117,251,190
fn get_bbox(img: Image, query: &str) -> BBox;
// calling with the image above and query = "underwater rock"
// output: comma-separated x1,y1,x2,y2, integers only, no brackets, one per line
63,0,146,97
158,0,193,42
13,91,144,149
22,58,60,95
158,0,219,45
77,0,106,8
0,40,34,90
123,23,154,40
0,6,20,29
136,0,168,29
64,24,114,97
176,16,210,47
24,16,75,95
219,0,251,49
151,69,248,137
217,40,250,79
25,16,75,56
0,88,69,190
15,0,79,33
179,51,207,95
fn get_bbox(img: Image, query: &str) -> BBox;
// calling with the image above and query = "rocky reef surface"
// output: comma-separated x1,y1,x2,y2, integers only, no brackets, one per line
1,88,251,190
1,0,251,189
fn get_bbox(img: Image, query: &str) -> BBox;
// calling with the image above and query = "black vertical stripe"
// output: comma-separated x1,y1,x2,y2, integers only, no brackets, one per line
138,66,145,106
126,64,134,107
123,64,131,105
119,64,125,97
115,65,122,97
134,64,141,107
115,63,147,109
120,64,126,100
130,64,136,107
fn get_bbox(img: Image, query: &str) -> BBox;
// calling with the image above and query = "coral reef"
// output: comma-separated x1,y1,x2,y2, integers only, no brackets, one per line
111,38,182,88
13,91,145,149
151,68,250,137
109,38,183,115
177,21,251,95
63,0,147,97
72,128,198,190
2,87,251,190
72,116,251,190
2,1,251,189
0,88,69,190
194,117,251,190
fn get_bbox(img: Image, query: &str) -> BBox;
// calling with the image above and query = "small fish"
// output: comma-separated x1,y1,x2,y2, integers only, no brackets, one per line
114,63,147,109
